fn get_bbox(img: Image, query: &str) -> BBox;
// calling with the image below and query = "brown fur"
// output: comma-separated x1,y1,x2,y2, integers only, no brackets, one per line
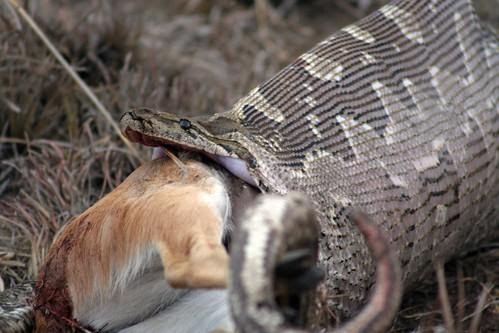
34,157,231,332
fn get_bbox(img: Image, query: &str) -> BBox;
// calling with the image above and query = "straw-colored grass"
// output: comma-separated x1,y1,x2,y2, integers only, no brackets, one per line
0,0,497,331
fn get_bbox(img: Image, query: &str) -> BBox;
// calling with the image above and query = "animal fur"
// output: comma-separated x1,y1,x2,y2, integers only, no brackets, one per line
33,154,258,332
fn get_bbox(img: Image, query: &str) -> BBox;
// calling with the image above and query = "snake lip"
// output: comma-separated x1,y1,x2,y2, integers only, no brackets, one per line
124,127,259,187
124,127,205,153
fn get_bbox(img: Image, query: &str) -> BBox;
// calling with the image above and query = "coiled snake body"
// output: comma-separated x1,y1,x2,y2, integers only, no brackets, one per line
1,0,498,331
122,0,499,320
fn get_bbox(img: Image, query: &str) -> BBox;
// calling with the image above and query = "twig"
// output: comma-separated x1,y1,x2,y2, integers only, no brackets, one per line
456,263,465,333
0,0,22,30
5,0,142,161
435,259,456,333
468,285,491,333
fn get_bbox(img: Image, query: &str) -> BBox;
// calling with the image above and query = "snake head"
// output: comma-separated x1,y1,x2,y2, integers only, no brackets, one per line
120,108,260,161
121,108,261,186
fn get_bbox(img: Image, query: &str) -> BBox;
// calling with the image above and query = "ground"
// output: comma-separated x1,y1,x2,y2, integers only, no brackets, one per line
0,0,498,332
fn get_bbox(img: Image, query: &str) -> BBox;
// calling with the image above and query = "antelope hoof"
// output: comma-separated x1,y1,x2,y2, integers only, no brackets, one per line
275,249,324,292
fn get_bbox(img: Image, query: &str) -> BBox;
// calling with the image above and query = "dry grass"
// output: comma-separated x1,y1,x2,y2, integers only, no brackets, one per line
0,0,497,332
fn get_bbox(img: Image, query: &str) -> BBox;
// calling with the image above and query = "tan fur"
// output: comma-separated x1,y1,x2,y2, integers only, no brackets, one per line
69,157,229,303
34,157,230,331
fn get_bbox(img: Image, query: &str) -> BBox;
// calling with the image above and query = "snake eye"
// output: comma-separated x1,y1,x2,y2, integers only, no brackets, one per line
179,118,192,130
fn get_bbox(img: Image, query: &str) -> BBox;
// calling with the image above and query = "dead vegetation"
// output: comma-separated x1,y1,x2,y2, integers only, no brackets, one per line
0,0,497,332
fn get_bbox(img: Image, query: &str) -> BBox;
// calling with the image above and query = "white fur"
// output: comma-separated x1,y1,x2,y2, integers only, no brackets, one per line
77,248,233,333
199,172,231,239
77,253,185,331
152,147,166,159
119,290,232,333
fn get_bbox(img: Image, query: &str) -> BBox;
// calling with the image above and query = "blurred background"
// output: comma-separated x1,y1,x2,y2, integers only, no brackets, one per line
0,0,498,331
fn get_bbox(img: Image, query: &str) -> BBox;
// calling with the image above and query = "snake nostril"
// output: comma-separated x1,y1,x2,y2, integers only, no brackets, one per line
179,118,192,130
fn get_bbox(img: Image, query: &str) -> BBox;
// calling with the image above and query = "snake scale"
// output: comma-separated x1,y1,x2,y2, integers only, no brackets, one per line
121,0,499,323
1,0,498,331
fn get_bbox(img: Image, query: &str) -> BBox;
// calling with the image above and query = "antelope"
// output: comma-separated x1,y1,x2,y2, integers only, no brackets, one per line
33,150,259,333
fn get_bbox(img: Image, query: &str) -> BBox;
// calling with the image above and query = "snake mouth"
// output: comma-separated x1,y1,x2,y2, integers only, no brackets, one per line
124,127,259,187
124,127,204,153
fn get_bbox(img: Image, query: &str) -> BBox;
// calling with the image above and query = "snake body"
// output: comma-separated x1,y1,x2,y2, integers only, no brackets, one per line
121,0,499,319
1,0,498,331
0,284,33,333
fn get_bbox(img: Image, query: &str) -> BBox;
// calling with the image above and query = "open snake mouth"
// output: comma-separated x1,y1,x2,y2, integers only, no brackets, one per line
125,127,258,186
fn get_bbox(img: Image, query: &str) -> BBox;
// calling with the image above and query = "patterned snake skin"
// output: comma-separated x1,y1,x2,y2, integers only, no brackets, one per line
0,283,34,332
1,0,498,331
122,0,499,316
230,0,499,313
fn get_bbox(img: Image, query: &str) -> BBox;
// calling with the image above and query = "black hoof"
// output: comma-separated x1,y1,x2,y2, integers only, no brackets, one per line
275,249,324,292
